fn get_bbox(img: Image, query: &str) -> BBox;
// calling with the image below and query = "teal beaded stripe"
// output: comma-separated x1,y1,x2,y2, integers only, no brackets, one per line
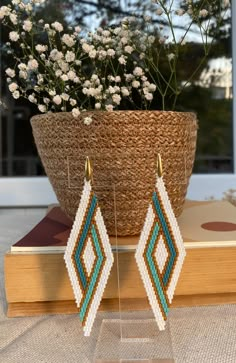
79,223,105,322
152,191,178,287
145,222,169,316
73,195,98,289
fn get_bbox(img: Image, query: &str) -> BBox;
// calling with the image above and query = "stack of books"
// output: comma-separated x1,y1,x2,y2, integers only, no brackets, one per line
5,200,236,317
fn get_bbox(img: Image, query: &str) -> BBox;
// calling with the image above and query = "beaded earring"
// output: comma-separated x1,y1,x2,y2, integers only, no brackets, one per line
135,154,186,330
64,157,114,336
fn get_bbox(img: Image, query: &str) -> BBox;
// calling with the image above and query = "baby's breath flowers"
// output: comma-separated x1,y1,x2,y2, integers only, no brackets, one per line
0,0,230,124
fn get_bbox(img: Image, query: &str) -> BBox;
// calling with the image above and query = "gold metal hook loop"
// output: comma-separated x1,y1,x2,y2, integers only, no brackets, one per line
85,156,93,182
157,153,163,178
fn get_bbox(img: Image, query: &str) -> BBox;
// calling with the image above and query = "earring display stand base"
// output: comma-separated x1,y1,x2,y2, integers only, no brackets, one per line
93,318,174,363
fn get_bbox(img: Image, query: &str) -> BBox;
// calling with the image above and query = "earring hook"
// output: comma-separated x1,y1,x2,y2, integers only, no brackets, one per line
85,156,92,182
157,153,163,178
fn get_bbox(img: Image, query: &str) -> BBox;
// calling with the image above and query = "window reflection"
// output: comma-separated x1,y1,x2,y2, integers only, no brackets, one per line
198,57,232,100
186,55,233,173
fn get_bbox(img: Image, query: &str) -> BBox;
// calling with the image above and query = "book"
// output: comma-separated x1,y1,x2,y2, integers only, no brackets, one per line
11,200,236,252
5,200,236,317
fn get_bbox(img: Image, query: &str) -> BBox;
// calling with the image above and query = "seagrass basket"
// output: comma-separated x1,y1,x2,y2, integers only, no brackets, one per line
31,111,198,236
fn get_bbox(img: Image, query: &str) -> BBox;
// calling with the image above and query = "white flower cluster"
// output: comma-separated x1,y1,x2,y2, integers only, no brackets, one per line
1,0,230,123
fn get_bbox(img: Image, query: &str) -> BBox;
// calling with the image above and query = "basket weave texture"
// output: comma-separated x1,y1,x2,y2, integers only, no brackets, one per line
31,111,197,236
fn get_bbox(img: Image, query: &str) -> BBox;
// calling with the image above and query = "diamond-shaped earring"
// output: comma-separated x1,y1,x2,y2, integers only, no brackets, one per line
64,156,114,336
135,154,186,330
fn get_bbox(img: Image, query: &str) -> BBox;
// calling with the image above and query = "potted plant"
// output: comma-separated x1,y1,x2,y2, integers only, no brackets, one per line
0,0,229,235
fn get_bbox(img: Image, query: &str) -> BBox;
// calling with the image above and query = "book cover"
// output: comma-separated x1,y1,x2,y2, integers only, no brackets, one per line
10,200,236,252
11,207,72,252
10,206,139,252
178,200,236,248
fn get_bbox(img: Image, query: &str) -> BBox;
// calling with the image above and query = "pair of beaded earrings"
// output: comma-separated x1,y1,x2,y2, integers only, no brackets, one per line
64,155,186,336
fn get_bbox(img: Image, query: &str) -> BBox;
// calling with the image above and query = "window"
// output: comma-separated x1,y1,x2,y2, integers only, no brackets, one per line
0,0,234,205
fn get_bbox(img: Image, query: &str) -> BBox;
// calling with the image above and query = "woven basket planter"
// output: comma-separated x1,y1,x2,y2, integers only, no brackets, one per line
31,111,198,236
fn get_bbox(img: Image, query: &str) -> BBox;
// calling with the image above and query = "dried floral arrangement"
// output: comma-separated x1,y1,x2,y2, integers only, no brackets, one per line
0,0,230,123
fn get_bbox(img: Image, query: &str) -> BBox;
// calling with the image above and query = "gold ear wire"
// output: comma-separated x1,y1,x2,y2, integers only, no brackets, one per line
157,153,163,178
85,156,92,182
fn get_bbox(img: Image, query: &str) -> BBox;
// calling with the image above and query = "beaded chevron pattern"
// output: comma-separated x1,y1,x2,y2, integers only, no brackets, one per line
64,180,114,336
135,176,186,331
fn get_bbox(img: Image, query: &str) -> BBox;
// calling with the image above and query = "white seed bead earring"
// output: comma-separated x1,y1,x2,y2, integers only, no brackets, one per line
64,156,114,336
135,154,186,330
